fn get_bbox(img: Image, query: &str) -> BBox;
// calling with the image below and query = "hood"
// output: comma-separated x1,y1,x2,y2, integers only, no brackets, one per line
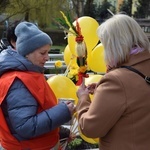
0,48,45,76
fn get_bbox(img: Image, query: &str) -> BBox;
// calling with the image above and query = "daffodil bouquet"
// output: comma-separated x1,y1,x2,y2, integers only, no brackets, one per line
66,64,79,84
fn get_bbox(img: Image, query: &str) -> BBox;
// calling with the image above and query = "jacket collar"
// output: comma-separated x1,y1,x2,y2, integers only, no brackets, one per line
122,51,150,67
107,51,150,72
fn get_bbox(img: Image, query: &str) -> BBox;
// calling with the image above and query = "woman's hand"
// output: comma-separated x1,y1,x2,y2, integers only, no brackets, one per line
86,83,97,95
66,102,76,115
76,80,89,98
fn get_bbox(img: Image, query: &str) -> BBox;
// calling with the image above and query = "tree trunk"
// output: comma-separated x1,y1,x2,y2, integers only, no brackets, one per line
24,11,29,21
72,0,84,17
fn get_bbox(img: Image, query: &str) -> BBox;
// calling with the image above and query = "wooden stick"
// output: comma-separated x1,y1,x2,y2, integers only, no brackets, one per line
107,9,114,16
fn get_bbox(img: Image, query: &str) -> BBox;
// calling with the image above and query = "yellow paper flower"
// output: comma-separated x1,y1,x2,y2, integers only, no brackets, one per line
69,69,78,77
67,64,79,84
67,71,74,79
70,64,78,70
55,60,62,68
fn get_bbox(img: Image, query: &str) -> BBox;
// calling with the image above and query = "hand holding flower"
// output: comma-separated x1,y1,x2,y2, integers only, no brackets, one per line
76,80,89,98
87,83,97,95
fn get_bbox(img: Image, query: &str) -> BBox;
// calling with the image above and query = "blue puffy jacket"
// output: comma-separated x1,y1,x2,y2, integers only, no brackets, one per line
0,48,71,141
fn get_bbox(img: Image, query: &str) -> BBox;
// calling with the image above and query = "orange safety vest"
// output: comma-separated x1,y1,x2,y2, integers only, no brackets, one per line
0,71,59,150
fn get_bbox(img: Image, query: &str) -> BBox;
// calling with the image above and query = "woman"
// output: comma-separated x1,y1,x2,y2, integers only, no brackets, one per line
76,14,150,150
0,22,75,150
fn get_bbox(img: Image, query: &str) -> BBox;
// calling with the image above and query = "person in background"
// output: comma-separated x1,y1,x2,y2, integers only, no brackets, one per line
0,21,75,150
6,21,20,50
0,38,10,52
0,21,20,52
76,14,150,150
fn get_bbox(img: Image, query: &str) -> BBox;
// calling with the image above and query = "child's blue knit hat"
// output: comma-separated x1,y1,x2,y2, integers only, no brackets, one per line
15,21,52,56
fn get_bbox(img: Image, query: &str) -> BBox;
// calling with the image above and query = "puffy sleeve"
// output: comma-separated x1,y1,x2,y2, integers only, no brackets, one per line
77,73,127,138
2,78,71,140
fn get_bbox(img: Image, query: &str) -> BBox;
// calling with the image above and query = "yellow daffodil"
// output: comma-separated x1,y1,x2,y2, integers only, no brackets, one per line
55,60,62,68
67,71,74,79
70,69,78,76
70,64,79,70
67,67,79,84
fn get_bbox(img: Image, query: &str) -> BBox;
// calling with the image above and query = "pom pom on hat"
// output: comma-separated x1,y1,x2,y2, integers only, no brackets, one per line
15,21,52,56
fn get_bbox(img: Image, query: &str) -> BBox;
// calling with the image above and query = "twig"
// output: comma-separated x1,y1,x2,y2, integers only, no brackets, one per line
64,55,76,77
59,137,68,142
107,9,114,16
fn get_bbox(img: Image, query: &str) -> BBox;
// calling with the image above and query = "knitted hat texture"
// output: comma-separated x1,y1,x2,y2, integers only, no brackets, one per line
15,21,52,56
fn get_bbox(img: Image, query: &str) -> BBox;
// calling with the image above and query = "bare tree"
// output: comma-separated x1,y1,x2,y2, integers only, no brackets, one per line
84,0,94,16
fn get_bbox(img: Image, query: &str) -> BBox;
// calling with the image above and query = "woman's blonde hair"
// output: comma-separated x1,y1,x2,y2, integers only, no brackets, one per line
97,14,150,68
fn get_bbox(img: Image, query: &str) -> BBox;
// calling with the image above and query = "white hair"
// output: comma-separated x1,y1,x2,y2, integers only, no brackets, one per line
97,14,150,68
